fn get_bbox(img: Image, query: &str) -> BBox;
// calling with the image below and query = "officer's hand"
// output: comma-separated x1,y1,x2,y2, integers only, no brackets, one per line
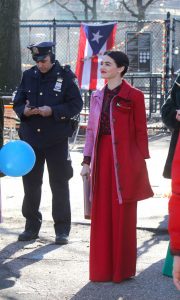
80,164,90,178
38,106,52,117
23,101,39,117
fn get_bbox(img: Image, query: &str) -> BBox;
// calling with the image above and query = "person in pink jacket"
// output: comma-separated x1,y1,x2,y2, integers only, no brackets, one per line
81,50,153,283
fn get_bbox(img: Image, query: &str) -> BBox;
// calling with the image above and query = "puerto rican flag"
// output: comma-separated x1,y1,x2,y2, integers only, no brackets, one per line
75,22,117,90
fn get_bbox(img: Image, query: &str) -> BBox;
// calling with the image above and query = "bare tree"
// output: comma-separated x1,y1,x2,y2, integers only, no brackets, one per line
26,0,97,21
79,0,97,20
117,0,157,21
20,0,34,20
0,0,21,92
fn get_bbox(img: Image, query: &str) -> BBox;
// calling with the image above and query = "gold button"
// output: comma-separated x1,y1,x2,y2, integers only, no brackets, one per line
37,128,41,132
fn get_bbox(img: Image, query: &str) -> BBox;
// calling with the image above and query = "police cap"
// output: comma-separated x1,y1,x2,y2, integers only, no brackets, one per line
28,42,55,62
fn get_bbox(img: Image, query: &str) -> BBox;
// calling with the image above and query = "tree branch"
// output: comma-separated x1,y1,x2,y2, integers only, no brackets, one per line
143,0,156,10
29,0,78,20
121,0,138,18
79,0,92,11
55,0,78,20
29,0,54,16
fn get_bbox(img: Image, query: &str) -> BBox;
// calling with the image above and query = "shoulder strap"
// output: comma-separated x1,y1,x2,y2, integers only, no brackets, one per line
61,64,76,79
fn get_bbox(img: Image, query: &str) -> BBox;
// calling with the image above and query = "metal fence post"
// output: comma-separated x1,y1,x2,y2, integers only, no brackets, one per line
164,12,171,99
53,18,56,56
171,18,176,81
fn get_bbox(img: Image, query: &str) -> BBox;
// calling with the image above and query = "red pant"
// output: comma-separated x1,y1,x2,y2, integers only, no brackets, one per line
90,135,137,282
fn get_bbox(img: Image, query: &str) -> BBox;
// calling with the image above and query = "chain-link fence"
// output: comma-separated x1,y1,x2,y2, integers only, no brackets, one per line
172,18,180,76
0,17,170,126
20,19,165,75
19,19,166,120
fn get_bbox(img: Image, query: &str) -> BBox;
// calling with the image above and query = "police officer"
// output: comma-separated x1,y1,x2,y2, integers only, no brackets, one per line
13,42,83,244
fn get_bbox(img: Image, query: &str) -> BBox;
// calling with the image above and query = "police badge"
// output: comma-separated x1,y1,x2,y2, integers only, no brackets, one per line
54,77,63,92
32,47,39,55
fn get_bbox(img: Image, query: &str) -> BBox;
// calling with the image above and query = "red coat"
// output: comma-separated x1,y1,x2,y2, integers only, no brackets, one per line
84,79,154,203
168,132,180,253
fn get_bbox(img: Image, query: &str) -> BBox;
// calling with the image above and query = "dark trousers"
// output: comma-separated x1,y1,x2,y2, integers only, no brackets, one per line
22,139,73,235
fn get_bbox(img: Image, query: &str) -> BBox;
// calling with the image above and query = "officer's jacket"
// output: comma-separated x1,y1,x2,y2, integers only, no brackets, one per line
13,61,83,147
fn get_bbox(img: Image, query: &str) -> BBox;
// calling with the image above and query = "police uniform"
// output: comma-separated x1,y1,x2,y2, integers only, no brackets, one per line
13,42,83,243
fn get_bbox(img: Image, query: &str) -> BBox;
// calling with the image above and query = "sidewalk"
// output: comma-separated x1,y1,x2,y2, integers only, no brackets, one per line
0,133,180,299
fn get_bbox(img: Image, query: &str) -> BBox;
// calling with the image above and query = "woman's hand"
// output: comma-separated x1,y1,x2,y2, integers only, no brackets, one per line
176,110,180,122
173,256,180,290
80,164,90,178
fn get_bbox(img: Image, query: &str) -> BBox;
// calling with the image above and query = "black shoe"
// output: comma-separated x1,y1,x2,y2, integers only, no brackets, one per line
18,230,39,241
55,233,69,245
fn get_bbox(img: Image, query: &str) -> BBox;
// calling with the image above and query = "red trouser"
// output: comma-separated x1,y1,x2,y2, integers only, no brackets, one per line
90,135,137,282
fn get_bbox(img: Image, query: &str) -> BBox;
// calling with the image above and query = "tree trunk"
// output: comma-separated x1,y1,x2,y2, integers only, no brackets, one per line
136,0,145,30
0,0,21,93
92,0,97,20
84,0,88,20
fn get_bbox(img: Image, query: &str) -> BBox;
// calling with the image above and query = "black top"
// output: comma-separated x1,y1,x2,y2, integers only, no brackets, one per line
99,84,121,135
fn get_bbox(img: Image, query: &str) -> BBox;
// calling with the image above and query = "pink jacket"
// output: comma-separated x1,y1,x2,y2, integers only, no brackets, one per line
84,79,154,204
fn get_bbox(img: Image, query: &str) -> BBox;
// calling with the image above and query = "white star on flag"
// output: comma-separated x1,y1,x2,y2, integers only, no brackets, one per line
91,31,103,43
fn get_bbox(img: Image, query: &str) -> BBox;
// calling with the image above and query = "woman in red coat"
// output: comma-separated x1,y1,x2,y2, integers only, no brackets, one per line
81,50,153,283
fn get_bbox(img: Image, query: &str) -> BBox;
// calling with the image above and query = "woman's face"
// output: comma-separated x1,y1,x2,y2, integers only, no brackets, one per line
100,55,124,79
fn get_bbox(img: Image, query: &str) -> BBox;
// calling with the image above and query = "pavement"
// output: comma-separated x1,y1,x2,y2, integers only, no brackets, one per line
0,132,180,299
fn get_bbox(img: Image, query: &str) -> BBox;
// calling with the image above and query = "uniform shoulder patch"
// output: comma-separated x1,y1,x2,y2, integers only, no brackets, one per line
61,65,80,88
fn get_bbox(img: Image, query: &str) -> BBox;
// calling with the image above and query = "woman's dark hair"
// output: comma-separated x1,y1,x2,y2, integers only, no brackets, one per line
104,50,129,76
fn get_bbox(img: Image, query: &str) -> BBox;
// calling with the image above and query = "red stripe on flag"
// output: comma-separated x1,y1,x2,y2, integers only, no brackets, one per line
75,25,86,87
106,23,117,51
89,55,98,90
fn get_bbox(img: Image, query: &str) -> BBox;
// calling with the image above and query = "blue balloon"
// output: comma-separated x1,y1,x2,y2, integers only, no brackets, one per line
0,140,36,177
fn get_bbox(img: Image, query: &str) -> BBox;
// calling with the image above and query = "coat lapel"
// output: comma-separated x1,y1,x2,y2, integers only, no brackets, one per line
94,87,105,105
117,79,132,100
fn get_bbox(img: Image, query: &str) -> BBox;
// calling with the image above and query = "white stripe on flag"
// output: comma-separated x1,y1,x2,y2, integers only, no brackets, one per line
96,42,106,89
81,40,92,90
